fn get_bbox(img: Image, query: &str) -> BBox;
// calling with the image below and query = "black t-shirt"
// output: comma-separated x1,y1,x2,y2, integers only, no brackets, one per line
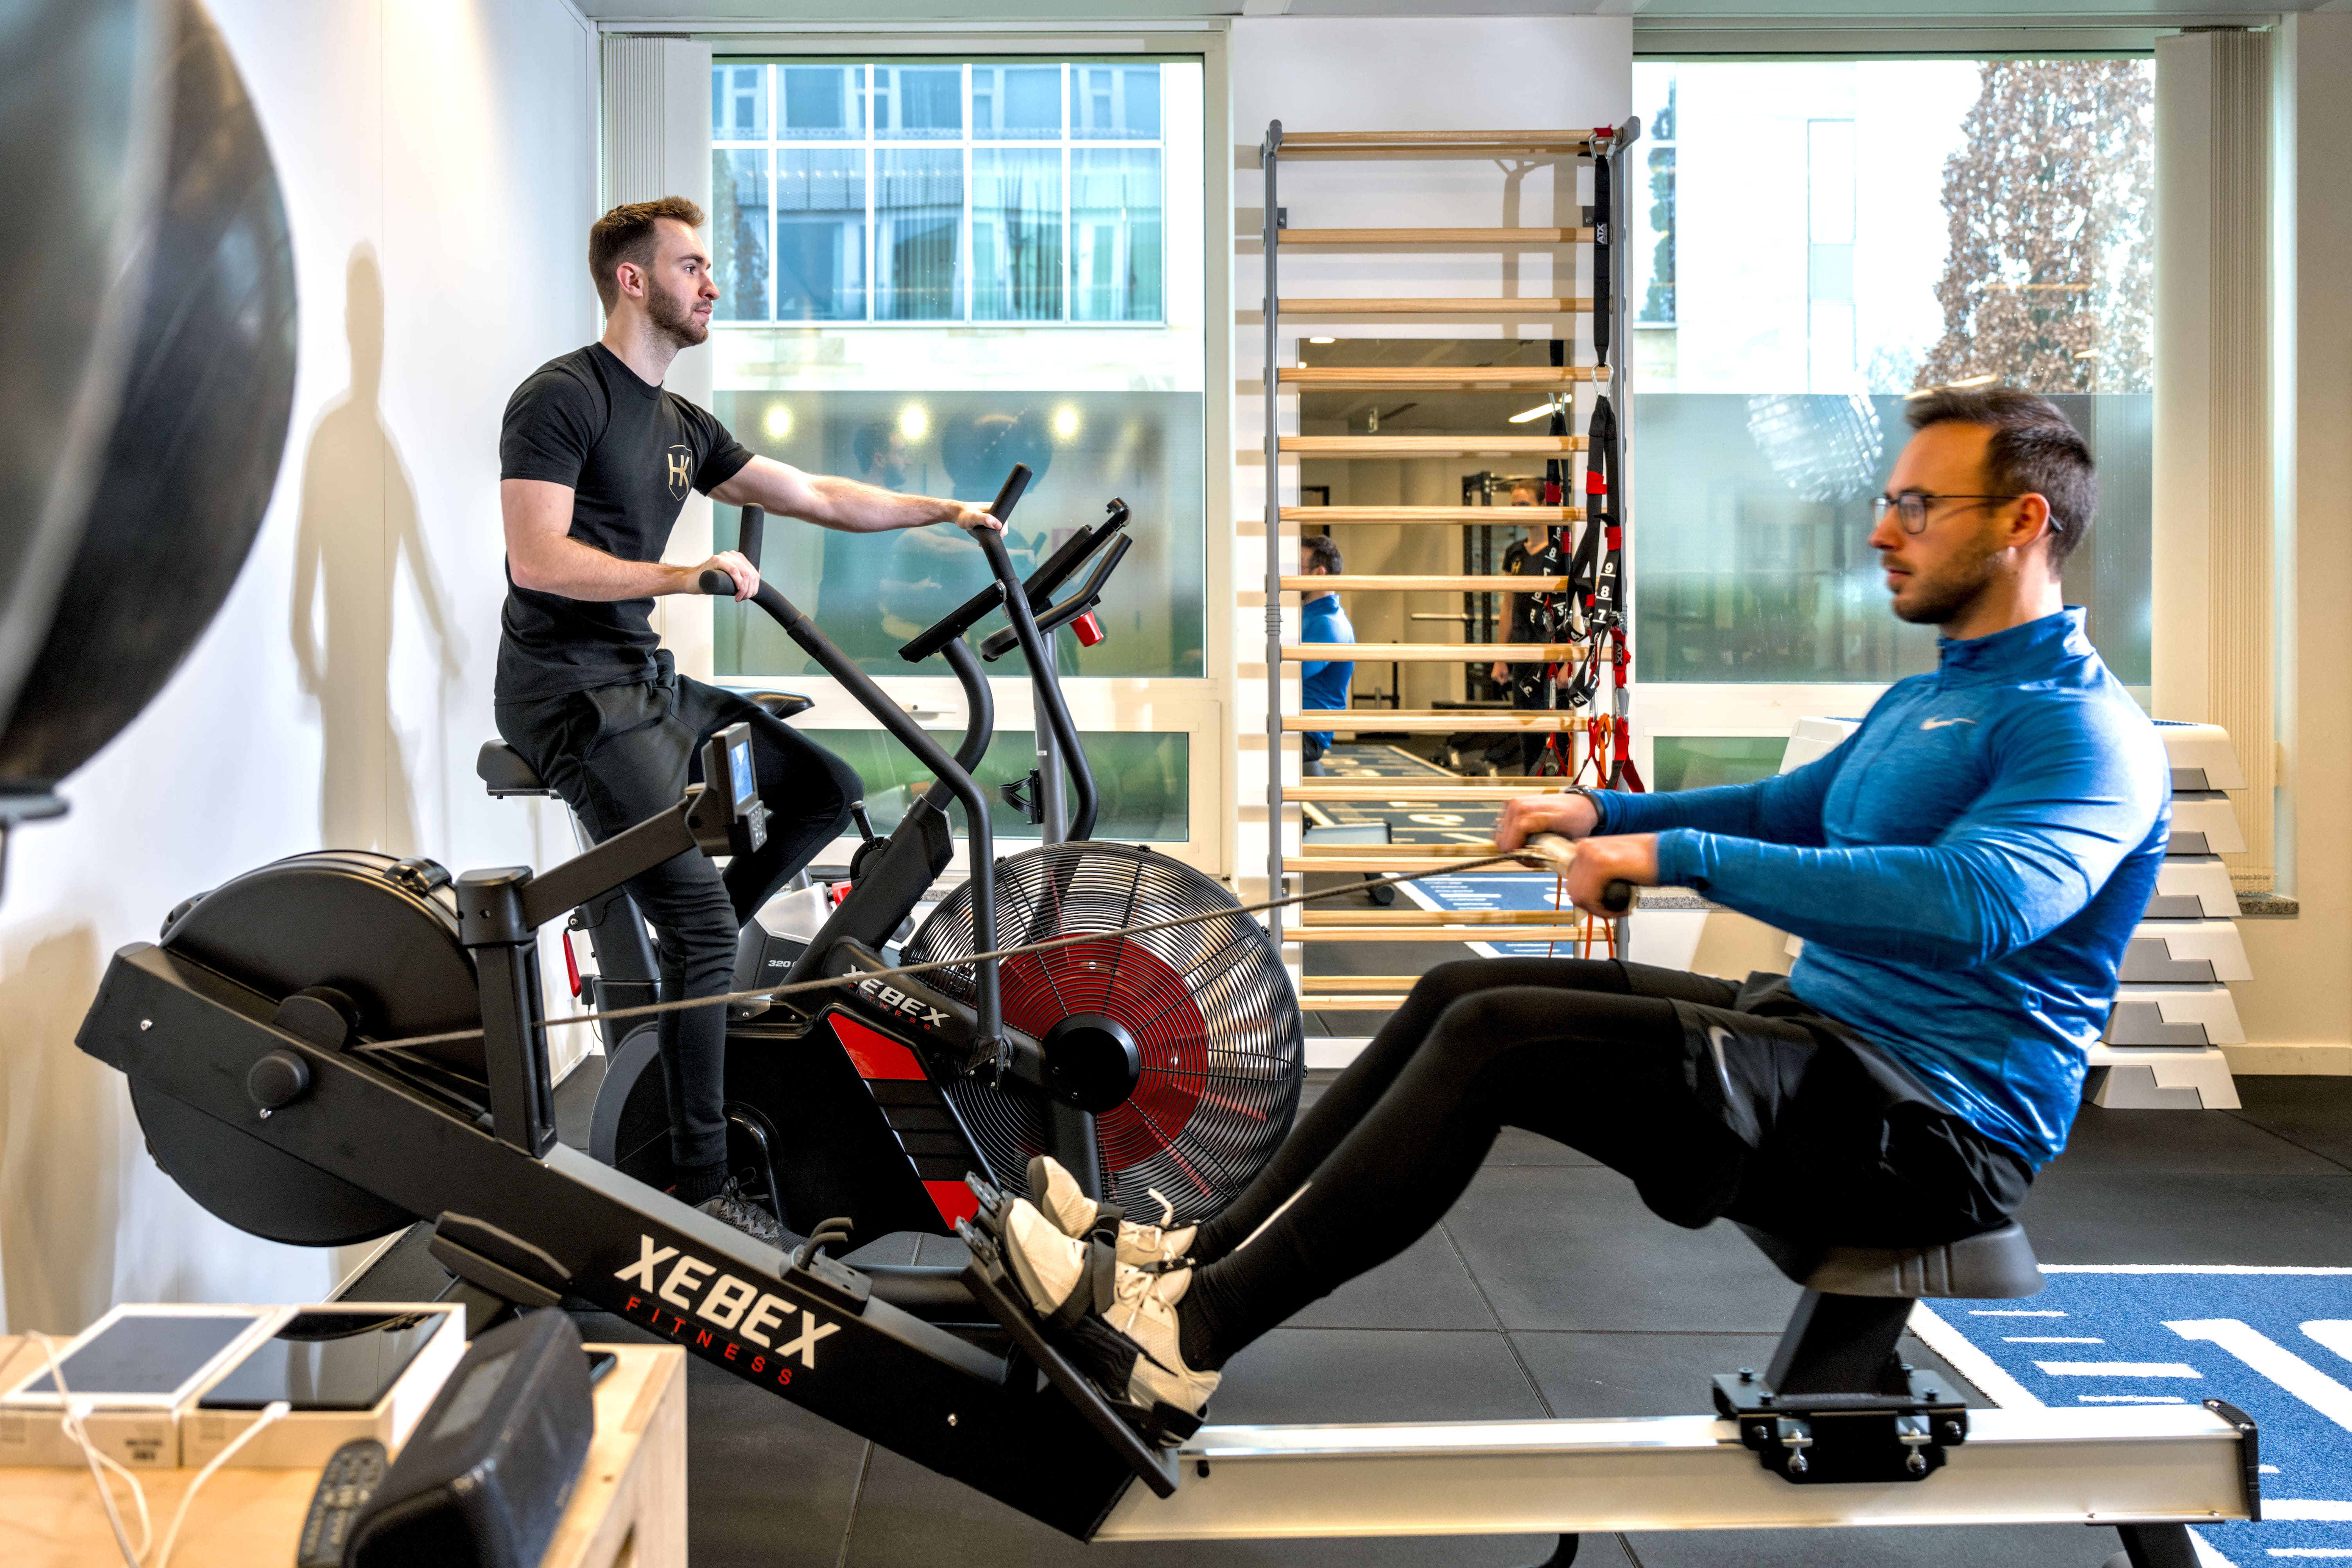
495,344,755,702
1501,538,1542,643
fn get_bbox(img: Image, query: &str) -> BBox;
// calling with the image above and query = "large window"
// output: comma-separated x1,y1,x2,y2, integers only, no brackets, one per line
1628,59,2155,688
711,62,1166,325
707,57,1206,686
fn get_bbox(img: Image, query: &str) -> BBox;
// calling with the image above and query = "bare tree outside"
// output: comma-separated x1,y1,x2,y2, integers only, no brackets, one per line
1918,59,2154,394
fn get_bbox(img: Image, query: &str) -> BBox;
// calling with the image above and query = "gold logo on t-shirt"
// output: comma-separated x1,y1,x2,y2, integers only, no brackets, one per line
666,445,692,498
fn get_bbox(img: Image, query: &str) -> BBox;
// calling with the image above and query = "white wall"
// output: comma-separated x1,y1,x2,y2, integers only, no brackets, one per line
0,0,598,1334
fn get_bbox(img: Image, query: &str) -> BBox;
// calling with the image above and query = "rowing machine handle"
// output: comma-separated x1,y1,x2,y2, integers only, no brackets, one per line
1602,880,1632,914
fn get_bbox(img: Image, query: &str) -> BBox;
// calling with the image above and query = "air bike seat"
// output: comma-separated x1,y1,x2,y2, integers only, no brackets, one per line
474,692,816,800
1714,1220,2044,1485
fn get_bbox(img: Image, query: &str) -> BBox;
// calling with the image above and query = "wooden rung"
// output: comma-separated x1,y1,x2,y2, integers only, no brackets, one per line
1278,575,1569,592
1284,643,1581,663
1300,975,1420,992
1302,909,1570,927
1273,227,1594,246
1290,926,1594,943
1273,130,1597,158
1289,780,1560,800
1281,366,1606,389
1286,711,1581,733
1275,297,1590,315
1284,506,1587,524
1288,856,1514,872
1279,436,1586,456
1300,996,1415,1010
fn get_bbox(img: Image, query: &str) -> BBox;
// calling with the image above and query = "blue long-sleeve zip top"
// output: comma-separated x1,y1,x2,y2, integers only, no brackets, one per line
1588,609,2169,1165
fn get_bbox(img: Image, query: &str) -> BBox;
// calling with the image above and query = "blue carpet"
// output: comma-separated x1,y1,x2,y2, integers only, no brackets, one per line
1919,1267,2352,1563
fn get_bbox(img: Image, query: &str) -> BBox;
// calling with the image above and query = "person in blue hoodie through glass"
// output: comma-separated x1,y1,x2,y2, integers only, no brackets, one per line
1297,534,1354,776
989,388,2172,1423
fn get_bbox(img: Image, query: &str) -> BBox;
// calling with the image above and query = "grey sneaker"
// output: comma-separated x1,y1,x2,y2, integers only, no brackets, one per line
697,1181,782,1247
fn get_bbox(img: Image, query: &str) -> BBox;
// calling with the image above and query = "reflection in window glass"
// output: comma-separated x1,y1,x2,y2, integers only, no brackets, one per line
875,151,961,320
797,729,1189,842
1650,735,1791,792
1072,65,1158,139
775,152,865,321
710,152,769,322
971,150,1061,321
712,63,767,141
1629,59,2154,685
874,66,962,140
974,65,1061,138
1071,149,1161,322
781,65,862,138
712,389,1206,679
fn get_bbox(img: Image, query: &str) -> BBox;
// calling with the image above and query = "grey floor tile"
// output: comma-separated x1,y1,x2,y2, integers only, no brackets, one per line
1510,1330,1993,1420
1211,1325,1549,1425
1443,1167,1800,1332
552,1050,606,1152
2228,1075,2352,1171
1487,1125,1605,1168
2016,1171,2352,1264
1622,1523,2135,1566
1286,1226,1496,1331
2051,1100,2341,1175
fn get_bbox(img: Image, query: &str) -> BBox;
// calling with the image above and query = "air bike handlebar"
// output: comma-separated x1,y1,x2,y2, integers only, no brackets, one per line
700,571,1006,1053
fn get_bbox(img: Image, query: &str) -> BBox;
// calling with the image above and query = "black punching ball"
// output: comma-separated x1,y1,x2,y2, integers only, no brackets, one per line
0,0,296,812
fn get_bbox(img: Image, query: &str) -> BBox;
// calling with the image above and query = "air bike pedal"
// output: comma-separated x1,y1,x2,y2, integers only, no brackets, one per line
956,1177,1189,1497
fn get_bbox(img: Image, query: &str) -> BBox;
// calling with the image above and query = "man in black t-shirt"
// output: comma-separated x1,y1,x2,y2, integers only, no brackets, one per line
495,196,1000,1242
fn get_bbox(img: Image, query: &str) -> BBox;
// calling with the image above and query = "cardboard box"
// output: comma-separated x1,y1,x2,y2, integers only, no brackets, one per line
0,1306,276,1469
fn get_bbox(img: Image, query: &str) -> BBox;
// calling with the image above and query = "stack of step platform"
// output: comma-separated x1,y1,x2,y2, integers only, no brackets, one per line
1781,717,2251,1111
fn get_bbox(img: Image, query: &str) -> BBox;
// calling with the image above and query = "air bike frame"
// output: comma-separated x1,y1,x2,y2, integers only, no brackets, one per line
81,539,2256,1551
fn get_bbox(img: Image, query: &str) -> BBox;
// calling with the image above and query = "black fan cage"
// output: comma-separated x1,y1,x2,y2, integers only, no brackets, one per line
902,841,1303,1226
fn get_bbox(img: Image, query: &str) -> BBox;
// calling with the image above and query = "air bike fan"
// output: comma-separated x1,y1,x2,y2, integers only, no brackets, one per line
903,842,1305,1225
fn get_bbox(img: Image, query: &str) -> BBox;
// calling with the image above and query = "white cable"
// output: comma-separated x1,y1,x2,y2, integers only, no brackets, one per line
152,1399,292,1568
36,1333,151,1568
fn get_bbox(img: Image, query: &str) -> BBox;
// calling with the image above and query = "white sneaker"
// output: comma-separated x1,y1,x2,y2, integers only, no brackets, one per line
1027,1156,1199,1269
994,1197,1219,1419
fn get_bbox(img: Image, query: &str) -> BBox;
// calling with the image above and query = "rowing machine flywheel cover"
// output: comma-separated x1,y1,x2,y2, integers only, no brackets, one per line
901,842,1303,1224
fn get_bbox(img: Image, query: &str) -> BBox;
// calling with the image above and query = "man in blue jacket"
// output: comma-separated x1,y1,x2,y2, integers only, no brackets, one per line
1297,534,1354,775
987,387,2171,1423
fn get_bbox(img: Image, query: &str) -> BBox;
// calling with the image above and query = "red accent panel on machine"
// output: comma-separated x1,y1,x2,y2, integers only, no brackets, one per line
925,1180,981,1228
830,1012,928,1081
1072,611,1105,647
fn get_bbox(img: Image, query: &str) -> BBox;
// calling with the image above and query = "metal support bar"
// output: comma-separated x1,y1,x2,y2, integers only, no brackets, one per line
1263,120,1285,943
1094,1406,2254,1541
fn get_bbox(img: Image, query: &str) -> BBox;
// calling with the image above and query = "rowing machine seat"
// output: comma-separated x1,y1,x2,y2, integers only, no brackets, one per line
744,690,813,720
476,740,549,797
1737,1221,2044,1301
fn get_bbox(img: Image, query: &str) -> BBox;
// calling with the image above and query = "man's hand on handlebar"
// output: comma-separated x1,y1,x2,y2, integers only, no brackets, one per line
950,505,1004,535
1494,790,1601,851
1563,833,1658,916
690,550,760,601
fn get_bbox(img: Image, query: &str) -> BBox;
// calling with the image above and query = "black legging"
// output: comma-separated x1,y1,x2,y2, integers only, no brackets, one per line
1175,959,1793,1372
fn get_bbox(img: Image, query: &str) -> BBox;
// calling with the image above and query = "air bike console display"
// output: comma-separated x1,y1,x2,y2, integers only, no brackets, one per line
77,463,2255,1557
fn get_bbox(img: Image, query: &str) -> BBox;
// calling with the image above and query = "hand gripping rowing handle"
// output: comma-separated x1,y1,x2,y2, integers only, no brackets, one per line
1518,833,1634,914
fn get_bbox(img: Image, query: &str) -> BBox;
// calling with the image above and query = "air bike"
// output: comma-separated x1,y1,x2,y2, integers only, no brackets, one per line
476,467,1301,1251
75,488,2256,1563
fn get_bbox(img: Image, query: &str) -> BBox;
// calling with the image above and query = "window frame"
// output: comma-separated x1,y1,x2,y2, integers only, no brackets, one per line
710,59,1171,328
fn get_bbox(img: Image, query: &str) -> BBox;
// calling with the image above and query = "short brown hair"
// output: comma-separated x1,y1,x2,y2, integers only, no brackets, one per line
588,197,705,312
1904,385,2097,567
1300,534,1343,575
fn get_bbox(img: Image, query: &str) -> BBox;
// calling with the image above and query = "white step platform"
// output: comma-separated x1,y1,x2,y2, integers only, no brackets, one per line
2085,1043,2243,1109
2169,792,2247,856
2104,982,2245,1047
2152,719,2250,791
2121,919,2252,984
2145,855,2239,919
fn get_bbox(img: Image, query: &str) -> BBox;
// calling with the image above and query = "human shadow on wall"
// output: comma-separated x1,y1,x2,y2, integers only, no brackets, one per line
290,245,462,855
0,924,113,1333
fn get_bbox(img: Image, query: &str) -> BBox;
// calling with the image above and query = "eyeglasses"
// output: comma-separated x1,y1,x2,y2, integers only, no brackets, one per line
1870,491,2029,535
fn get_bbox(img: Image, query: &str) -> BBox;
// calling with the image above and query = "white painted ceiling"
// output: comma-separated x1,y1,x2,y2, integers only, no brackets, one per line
578,0,2321,23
